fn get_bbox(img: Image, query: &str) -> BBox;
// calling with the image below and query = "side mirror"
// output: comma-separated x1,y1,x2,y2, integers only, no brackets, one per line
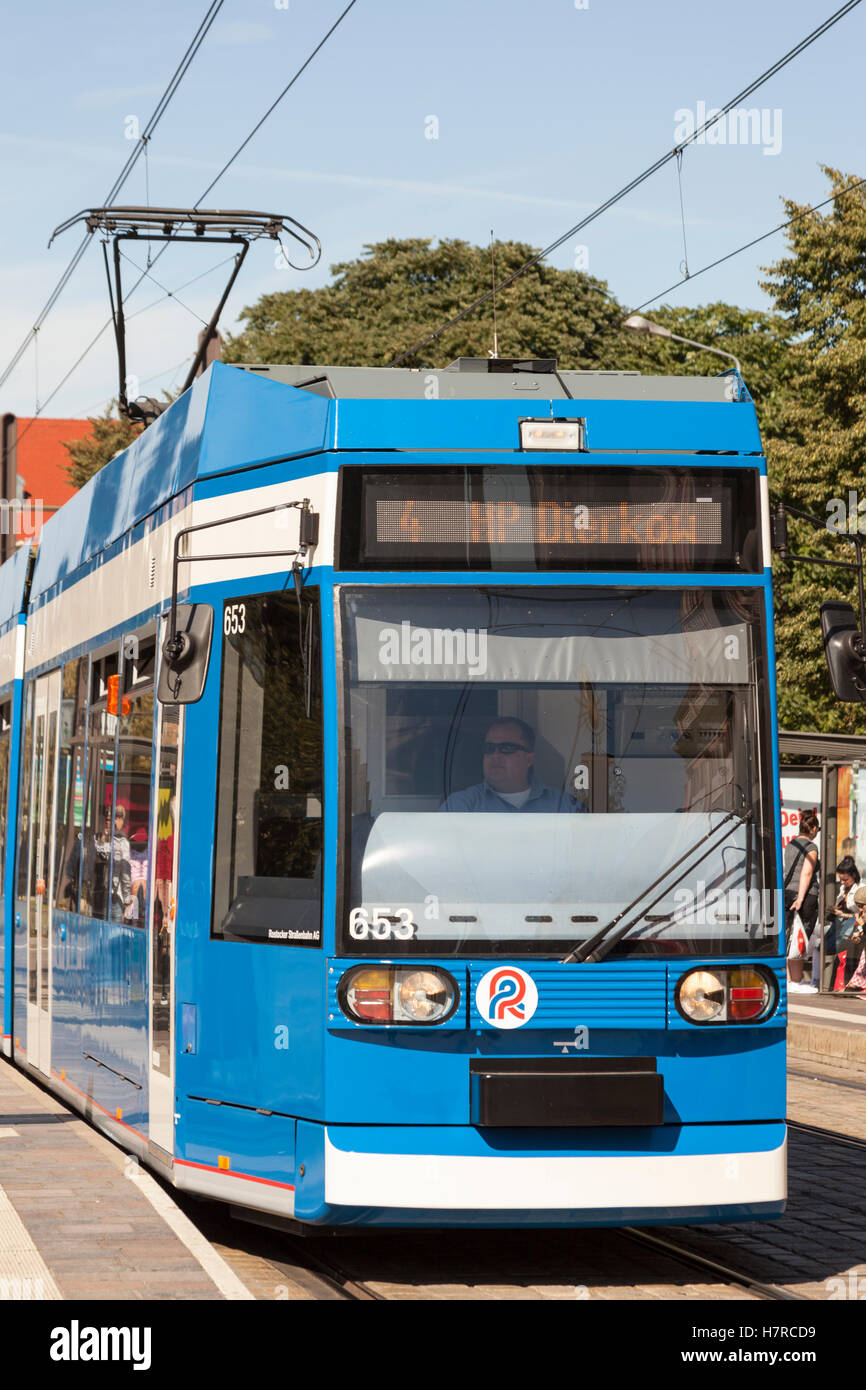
157,604,214,705
821,601,866,702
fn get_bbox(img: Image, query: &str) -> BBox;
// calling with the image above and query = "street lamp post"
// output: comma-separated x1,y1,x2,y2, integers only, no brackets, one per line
623,314,742,376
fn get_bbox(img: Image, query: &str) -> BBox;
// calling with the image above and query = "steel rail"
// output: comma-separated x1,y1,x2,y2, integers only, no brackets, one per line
620,1226,809,1301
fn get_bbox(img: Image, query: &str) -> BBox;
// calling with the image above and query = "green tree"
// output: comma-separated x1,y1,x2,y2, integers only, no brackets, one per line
62,408,141,489
226,237,630,370
226,237,789,406
760,168,866,733
621,301,793,434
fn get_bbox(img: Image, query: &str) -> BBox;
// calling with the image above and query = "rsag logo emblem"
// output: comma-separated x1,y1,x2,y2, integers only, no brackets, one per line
476,967,538,1029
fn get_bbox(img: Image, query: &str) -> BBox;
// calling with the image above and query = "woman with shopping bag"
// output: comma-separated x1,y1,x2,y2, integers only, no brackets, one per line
783,810,820,994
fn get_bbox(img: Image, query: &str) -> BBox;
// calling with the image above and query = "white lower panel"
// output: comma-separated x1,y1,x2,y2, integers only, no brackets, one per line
324,1133,787,1211
174,1161,296,1219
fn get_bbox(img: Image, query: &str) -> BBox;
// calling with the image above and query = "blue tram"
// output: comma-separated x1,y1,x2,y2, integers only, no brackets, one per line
0,357,786,1227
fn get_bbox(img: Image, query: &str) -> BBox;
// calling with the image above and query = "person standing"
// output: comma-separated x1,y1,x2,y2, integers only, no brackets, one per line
784,810,820,993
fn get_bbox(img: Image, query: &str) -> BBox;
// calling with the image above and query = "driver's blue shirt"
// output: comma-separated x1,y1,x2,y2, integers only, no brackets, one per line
440,780,585,813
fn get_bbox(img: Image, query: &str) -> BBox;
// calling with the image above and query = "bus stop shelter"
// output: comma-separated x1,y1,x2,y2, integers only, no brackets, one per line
780,729,866,992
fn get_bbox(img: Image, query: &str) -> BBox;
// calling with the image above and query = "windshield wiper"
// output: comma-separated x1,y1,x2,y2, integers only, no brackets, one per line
561,810,751,965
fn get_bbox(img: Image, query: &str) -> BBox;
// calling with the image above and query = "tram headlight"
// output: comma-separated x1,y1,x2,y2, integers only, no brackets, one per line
339,966,459,1026
677,970,726,1022
675,967,776,1025
395,970,455,1023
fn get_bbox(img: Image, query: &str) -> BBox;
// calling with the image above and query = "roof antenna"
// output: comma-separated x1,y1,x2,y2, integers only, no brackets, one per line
489,229,499,359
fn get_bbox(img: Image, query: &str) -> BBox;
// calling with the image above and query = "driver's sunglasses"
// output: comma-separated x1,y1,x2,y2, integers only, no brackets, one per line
483,741,530,756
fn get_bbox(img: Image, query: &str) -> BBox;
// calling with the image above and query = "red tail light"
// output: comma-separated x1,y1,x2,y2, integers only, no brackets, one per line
729,985,768,1021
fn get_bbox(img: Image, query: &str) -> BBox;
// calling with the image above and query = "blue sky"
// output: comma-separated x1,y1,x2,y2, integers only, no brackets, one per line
0,0,863,417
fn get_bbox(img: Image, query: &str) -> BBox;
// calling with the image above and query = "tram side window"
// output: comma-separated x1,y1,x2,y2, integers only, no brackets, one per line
212,591,323,945
54,659,88,912
0,700,11,892
16,683,34,902
79,652,120,922
114,636,157,927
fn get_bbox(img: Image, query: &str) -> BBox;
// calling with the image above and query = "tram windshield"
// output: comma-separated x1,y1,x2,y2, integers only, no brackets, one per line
339,586,777,957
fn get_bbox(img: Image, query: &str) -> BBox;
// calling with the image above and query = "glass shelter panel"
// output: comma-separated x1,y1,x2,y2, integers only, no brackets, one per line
340,586,776,957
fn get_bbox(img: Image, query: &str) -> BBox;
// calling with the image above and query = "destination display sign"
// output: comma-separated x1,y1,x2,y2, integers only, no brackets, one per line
338,466,760,573
375,497,722,549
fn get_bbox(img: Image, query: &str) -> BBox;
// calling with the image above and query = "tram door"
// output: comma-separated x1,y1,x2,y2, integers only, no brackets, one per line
26,670,61,1075
148,702,181,1153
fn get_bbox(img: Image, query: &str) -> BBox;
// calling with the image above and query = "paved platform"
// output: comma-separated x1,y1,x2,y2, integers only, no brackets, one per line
0,1059,252,1301
788,992,866,1080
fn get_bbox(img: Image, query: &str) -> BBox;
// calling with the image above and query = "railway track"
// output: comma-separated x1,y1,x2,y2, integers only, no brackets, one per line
267,1239,388,1302
258,1223,809,1302
788,1066,866,1094
787,1118,866,1153
620,1227,806,1301
164,1069,866,1302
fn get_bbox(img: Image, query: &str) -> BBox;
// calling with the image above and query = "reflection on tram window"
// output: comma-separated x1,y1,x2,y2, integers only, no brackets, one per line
54,659,88,912
115,637,157,927
212,591,323,945
0,700,10,893
341,587,775,956
16,682,33,902
79,652,120,922
152,703,179,1071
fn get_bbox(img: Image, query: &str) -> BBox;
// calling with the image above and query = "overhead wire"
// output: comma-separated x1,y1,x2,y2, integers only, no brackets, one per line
625,175,866,318
195,0,360,207
118,250,211,326
387,0,863,366
13,254,237,447
10,0,359,426
0,0,227,392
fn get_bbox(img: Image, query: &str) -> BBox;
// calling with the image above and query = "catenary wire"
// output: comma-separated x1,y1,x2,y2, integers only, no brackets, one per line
388,0,863,366
119,250,210,327
195,0,360,207
0,0,226,392
625,175,866,317
13,255,235,447
10,2,359,427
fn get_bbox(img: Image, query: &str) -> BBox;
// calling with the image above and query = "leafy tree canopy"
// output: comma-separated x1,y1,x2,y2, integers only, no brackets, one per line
69,182,866,735
759,168,866,733
224,237,788,403
61,408,141,489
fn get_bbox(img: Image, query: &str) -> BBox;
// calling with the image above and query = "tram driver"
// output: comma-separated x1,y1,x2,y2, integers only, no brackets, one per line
440,718,584,814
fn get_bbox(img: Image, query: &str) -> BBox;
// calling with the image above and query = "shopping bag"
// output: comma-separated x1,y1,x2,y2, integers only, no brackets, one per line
786,912,810,959
833,952,848,991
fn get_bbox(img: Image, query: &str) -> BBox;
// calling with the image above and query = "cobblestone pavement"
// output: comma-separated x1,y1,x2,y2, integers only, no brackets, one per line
788,1067,866,1139
0,1060,226,1300
194,1209,759,1302
644,1070,866,1302
198,1066,866,1302
3,1052,863,1301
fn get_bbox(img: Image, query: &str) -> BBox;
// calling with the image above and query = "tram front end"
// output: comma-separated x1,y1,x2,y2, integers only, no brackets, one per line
181,362,786,1228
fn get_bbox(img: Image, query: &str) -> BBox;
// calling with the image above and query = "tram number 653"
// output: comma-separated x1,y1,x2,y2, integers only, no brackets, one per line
349,907,416,940
224,603,246,636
